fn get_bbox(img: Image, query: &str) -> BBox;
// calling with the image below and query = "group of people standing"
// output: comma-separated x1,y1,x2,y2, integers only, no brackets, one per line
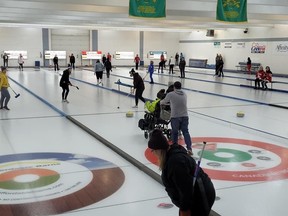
53,53,76,72
215,54,224,77
254,65,273,90
133,52,186,81
93,53,113,84
2,53,24,71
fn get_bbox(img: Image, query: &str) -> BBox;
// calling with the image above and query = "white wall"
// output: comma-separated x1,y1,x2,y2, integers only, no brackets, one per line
51,29,90,67
179,25,288,75
0,27,42,67
98,30,140,67
97,30,179,67
143,31,180,66
1,26,287,75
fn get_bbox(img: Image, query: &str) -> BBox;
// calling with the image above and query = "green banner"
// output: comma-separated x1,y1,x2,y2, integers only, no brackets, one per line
216,0,247,22
129,0,166,18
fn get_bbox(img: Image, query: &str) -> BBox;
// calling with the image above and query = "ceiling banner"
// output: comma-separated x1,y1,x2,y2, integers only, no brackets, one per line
216,0,247,22
129,0,166,18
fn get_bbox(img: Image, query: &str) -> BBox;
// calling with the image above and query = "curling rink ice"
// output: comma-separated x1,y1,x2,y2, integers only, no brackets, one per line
1,66,288,216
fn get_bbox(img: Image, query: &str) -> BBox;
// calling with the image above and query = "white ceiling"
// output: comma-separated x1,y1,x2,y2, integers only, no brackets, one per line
0,0,288,32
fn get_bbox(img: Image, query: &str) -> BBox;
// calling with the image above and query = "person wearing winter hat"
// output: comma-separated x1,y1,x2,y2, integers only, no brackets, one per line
160,81,193,155
131,69,145,108
148,129,216,216
59,66,72,103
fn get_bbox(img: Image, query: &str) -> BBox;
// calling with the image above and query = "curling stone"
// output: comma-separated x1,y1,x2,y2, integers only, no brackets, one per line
236,111,245,117
126,111,134,117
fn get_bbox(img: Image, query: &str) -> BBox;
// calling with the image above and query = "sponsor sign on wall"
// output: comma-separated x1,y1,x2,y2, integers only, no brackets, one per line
82,51,102,60
148,51,167,60
115,51,134,60
272,42,288,55
45,51,66,59
251,42,266,54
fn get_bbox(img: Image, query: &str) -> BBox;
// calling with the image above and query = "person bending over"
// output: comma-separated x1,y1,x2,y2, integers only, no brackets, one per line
59,66,72,103
148,129,216,216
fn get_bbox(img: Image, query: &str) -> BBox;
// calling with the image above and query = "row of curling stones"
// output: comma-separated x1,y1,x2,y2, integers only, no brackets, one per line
236,111,245,117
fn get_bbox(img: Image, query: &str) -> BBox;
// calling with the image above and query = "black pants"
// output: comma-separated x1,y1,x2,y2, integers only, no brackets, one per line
135,88,145,106
54,63,59,71
169,65,174,74
255,78,262,88
70,62,75,69
61,85,69,100
135,62,139,70
158,61,164,73
106,68,111,78
19,63,24,71
95,71,103,82
180,67,185,78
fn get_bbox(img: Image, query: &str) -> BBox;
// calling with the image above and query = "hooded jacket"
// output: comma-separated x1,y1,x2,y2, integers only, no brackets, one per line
133,73,145,90
161,144,215,215
160,89,188,118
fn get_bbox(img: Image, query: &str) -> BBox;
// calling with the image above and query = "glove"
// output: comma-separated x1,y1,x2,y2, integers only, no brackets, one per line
179,209,191,216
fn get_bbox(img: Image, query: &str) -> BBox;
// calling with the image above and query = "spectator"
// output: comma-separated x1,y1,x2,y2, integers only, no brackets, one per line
215,54,220,76
175,52,179,66
107,52,112,62
104,59,112,78
168,56,175,74
179,57,186,78
254,66,265,89
158,52,165,73
247,57,252,74
69,53,76,70
148,129,216,216
134,54,141,70
0,66,11,110
3,53,9,67
53,54,59,71
160,81,193,155
102,54,107,64
217,55,224,77
262,66,272,90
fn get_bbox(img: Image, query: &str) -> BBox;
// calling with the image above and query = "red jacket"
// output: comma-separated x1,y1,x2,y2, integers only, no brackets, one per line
134,56,140,63
256,69,265,79
264,71,272,82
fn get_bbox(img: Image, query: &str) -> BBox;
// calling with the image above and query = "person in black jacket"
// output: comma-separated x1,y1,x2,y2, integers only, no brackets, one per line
130,68,145,108
148,129,216,216
179,57,186,78
59,66,72,103
104,59,112,78
69,53,76,69
53,54,59,71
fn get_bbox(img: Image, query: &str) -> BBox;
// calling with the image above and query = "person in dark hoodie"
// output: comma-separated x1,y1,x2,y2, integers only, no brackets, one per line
130,68,145,108
59,65,72,103
160,81,193,155
148,129,215,216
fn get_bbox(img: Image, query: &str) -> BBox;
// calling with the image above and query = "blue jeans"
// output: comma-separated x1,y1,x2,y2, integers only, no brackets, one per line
149,72,154,83
0,87,10,107
170,116,192,150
